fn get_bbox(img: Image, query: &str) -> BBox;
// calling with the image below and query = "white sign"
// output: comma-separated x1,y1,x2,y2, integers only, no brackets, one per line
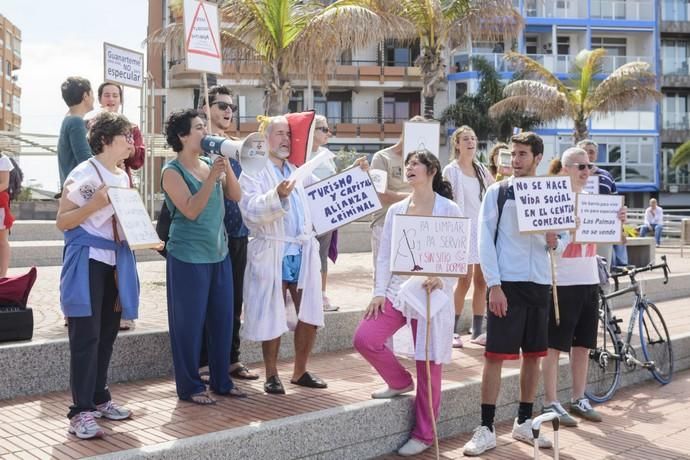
304,167,382,235
390,214,470,276
289,149,334,184
403,121,440,159
584,175,600,194
574,193,624,244
513,176,577,233
369,169,388,193
103,43,144,89
184,0,222,74
107,187,161,250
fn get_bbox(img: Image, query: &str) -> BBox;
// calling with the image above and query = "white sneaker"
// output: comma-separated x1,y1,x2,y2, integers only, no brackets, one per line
512,418,552,449
68,411,105,439
371,383,414,399
463,425,496,456
397,438,430,456
94,400,132,420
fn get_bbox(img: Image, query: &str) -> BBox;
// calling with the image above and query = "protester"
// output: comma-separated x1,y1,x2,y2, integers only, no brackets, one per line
488,142,512,181
199,85,259,381
239,115,327,395
541,147,624,427
443,126,494,348
370,115,426,278
95,82,146,331
308,115,340,312
57,111,138,439
354,150,458,457
641,198,664,247
57,77,94,186
463,132,566,456
577,139,628,267
0,153,15,277
161,109,244,405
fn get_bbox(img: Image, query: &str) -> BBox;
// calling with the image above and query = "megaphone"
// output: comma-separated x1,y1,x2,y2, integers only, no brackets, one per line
201,132,268,176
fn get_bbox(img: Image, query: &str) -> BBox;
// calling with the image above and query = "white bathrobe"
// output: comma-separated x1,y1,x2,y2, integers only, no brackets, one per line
239,162,323,342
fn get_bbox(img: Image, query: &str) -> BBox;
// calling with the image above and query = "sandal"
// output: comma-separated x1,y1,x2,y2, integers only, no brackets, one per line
218,387,248,398
230,364,260,380
188,391,216,405
199,368,210,385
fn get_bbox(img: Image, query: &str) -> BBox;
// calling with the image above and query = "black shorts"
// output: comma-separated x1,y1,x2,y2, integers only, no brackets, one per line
485,281,550,360
548,284,599,352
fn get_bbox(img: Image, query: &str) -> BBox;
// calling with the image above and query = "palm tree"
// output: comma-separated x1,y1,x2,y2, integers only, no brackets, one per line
155,0,408,115
489,49,661,143
373,0,523,118
671,141,690,169
441,56,541,142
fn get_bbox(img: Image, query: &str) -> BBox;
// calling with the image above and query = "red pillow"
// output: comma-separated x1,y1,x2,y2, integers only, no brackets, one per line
285,111,315,167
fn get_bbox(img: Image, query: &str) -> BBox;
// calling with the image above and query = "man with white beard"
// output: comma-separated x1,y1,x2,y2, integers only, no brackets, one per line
239,116,326,395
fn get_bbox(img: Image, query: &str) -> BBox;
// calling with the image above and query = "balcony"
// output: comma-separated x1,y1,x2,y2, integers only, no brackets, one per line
590,0,654,21
661,113,690,144
661,59,690,87
524,0,586,18
235,116,410,140
452,52,652,75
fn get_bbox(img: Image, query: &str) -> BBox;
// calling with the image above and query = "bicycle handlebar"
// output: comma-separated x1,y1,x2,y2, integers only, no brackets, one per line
610,255,670,291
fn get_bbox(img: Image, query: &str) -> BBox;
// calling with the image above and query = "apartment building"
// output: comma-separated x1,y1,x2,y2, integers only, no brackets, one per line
147,1,448,163
449,0,660,206
0,14,21,133
660,0,690,206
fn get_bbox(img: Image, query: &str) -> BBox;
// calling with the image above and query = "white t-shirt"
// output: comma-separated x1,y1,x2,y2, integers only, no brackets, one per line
556,242,599,286
0,156,15,172
65,159,129,266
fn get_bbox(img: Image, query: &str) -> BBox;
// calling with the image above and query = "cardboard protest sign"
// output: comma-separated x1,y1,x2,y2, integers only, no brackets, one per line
107,187,161,249
369,169,387,193
390,215,470,276
184,0,222,74
103,43,144,89
305,167,381,235
513,176,576,233
403,121,440,159
584,175,599,194
574,193,624,244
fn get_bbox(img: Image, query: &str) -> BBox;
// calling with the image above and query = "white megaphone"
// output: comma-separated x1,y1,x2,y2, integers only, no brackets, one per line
201,132,268,176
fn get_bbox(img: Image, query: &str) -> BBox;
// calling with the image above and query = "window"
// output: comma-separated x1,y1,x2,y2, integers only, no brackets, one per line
4,32,10,50
662,40,690,75
288,91,304,114
662,0,690,21
313,91,352,124
525,36,538,55
381,93,421,123
663,92,689,129
594,136,656,183
383,40,419,66
12,96,19,115
455,82,468,99
662,147,690,187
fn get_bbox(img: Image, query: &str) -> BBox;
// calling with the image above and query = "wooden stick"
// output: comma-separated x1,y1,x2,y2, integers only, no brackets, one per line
202,72,214,135
549,248,560,326
425,289,440,460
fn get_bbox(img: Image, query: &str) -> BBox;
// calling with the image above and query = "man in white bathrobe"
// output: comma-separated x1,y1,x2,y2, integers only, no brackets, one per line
239,115,327,395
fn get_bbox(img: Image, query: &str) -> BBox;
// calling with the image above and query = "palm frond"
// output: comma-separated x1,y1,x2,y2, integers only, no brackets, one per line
503,52,566,92
572,48,607,101
446,0,523,47
587,61,661,115
671,140,690,169
489,81,567,121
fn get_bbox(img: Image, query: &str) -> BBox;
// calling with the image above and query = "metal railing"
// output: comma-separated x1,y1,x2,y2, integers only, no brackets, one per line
625,209,690,240
452,53,652,74
662,113,690,130
591,0,655,21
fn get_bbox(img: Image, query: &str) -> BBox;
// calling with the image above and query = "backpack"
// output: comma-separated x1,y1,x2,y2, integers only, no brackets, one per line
494,179,511,244
1,155,23,201
155,161,194,258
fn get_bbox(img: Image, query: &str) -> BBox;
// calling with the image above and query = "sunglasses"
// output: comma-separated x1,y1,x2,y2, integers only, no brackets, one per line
315,127,330,133
569,163,594,171
211,101,238,112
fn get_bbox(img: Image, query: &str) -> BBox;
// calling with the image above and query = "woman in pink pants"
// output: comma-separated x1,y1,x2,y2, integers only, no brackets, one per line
353,150,460,457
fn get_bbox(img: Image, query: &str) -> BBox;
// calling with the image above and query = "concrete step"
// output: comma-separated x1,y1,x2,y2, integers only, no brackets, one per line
97,327,690,459
10,220,64,241
8,240,163,267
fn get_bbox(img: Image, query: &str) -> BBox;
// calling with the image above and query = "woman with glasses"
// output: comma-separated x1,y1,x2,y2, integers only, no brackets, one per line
307,115,340,311
57,111,140,439
442,126,494,347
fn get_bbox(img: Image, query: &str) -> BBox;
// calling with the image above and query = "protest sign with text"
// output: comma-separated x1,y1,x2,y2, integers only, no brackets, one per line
513,176,577,233
403,121,440,159
107,187,161,250
184,0,222,74
390,215,470,276
103,43,144,89
584,175,599,194
574,193,624,244
305,167,381,235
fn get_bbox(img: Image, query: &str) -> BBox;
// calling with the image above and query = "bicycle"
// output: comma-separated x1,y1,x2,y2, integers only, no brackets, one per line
585,255,674,403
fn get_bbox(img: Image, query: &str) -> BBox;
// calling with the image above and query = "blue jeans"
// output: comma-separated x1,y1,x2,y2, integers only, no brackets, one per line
640,224,663,246
612,244,628,267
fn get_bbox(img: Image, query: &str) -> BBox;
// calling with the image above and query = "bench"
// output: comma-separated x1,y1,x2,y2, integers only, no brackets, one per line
625,237,656,266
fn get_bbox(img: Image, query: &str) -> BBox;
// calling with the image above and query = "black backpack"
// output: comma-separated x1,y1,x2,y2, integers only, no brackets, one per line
155,162,190,258
2,155,23,201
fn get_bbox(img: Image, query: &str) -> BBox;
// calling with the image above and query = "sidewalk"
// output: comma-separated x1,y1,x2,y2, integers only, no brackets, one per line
14,245,690,343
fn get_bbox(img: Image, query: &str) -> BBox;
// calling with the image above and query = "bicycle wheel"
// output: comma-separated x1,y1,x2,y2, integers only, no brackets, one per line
639,302,674,384
585,321,621,403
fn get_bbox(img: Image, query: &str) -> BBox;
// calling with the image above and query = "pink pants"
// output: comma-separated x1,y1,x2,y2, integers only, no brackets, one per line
353,299,442,445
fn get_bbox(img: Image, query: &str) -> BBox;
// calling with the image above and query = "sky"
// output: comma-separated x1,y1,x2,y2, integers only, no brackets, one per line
2,0,149,191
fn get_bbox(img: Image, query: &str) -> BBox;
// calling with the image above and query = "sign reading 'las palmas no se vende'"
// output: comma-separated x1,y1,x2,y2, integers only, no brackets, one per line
305,167,382,235
574,193,624,244
513,176,577,233
390,215,471,276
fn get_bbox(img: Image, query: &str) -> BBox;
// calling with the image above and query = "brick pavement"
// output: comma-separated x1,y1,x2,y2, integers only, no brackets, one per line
0,296,688,459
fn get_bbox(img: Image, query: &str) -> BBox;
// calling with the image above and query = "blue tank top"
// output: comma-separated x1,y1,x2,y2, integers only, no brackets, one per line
162,158,228,264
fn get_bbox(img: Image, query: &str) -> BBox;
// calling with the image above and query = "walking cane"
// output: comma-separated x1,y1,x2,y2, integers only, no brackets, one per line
549,248,560,326
425,289,440,460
